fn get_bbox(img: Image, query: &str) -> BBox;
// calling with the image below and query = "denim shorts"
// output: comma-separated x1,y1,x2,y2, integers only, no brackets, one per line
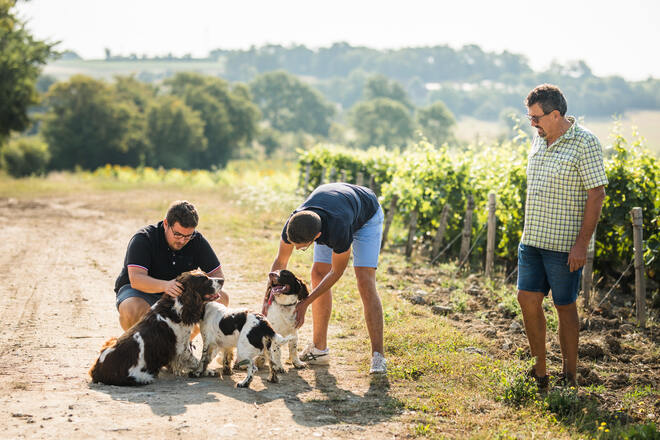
115,284,162,310
313,206,384,268
517,243,582,306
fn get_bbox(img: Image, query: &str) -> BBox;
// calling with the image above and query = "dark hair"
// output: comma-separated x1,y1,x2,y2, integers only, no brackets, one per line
286,211,321,244
166,200,199,228
525,84,567,116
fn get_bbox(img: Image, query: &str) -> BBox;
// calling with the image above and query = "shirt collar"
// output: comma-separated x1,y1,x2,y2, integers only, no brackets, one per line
540,115,576,150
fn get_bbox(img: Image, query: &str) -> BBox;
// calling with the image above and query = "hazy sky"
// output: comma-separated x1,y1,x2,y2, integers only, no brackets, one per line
15,0,660,81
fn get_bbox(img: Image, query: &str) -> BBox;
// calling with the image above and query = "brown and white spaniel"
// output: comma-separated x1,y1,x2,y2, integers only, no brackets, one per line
89,270,223,386
264,269,309,371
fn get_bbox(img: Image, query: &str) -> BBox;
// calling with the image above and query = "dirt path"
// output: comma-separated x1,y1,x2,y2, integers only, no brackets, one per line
0,195,403,440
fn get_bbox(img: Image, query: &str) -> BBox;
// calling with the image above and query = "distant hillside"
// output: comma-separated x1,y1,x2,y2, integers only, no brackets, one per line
46,43,660,120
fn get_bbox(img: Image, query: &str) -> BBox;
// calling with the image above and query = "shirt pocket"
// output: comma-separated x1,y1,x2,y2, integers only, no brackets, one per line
551,153,581,189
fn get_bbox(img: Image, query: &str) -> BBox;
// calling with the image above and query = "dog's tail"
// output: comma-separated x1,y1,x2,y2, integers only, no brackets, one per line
88,337,118,381
99,337,118,352
271,333,294,347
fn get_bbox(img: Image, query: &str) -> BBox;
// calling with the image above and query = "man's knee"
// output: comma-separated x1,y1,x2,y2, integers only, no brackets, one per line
118,297,150,329
311,263,332,280
517,290,543,307
554,302,578,319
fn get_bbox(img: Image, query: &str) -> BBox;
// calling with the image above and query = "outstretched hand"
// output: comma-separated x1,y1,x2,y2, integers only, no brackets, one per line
294,301,308,328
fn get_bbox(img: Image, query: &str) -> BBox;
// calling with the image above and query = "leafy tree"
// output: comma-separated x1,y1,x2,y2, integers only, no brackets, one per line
363,74,413,110
114,75,156,112
36,75,57,94
0,0,54,144
112,76,156,164
166,72,260,167
250,71,336,136
0,136,50,177
416,101,456,146
315,69,368,111
145,95,206,169
349,98,414,149
41,75,143,169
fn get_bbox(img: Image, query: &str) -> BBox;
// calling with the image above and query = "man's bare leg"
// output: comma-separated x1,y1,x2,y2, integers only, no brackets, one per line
555,302,579,384
517,290,547,377
354,266,384,354
310,262,332,350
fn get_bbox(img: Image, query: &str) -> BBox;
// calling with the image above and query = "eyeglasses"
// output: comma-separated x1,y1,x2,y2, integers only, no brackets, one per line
526,111,552,124
169,226,196,240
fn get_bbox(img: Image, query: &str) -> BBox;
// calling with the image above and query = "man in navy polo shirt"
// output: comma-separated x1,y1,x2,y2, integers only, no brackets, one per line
115,200,228,331
268,183,387,374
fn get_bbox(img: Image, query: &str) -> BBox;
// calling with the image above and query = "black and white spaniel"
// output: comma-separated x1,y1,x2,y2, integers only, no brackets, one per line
192,302,291,388
89,270,223,386
264,269,309,371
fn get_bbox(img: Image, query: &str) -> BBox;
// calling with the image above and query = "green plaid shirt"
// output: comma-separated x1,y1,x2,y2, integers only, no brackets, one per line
522,117,608,253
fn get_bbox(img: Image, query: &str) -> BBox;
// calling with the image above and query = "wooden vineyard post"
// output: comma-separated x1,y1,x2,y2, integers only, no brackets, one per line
356,172,364,187
405,208,419,259
340,170,347,182
459,195,475,267
328,167,336,182
381,195,398,250
319,167,326,186
631,207,646,327
430,204,451,262
485,192,496,279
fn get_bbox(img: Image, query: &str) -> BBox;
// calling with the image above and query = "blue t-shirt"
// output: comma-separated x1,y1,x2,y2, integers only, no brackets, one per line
282,183,380,253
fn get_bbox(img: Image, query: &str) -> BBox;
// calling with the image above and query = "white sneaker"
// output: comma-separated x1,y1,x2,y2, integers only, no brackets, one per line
300,343,330,365
370,352,387,374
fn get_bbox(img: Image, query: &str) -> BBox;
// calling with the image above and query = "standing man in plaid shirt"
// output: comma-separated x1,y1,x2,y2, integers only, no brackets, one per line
518,84,608,388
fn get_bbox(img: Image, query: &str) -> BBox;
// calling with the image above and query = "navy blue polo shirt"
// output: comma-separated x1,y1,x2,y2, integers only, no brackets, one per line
114,221,221,293
282,183,379,254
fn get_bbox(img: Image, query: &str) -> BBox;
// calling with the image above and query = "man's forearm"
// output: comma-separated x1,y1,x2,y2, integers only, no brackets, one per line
574,187,606,247
306,269,343,305
130,272,168,293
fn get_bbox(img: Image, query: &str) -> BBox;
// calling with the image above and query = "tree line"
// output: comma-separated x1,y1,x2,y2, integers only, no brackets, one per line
1,2,460,176
208,44,660,118
2,69,458,175
2,1,658,176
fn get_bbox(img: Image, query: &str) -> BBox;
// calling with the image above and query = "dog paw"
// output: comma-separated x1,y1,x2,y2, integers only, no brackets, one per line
205,369,219,377
268,374,280,384
293,361,308,369
222,367,233,376
273,366,285,374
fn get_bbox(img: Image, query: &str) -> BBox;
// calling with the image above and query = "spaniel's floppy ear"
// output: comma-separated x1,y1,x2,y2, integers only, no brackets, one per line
264,277,273,303
297,279,309,301
179,280,205,325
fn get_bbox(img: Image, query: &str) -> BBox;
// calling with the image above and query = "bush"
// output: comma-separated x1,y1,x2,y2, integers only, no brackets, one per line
0,137,51,177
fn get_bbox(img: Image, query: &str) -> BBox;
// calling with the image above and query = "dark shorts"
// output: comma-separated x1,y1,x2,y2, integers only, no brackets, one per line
517,243,582,306
115,284,162,310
